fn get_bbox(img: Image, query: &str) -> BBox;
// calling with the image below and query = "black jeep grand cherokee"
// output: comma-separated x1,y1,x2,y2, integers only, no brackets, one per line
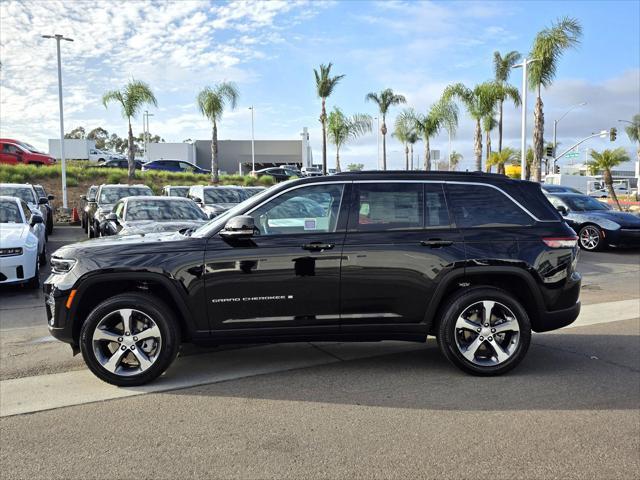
45,172,581,386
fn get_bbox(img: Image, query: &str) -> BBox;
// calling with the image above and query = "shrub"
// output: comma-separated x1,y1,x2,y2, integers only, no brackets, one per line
258,175,275,186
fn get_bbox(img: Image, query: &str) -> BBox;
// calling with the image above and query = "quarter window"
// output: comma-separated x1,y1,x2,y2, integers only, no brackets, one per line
250,184,344,235
447,184,532,227
355,183,423,231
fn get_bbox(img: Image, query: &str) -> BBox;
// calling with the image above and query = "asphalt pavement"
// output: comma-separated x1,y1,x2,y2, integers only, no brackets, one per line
0,225,638,479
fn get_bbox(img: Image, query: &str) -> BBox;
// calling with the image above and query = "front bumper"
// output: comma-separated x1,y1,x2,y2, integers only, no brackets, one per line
0,249,37,284
605,228,640,247
44,282,76,346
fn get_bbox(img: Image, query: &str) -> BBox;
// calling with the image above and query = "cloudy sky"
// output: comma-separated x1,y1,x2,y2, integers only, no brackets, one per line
1,0,638,171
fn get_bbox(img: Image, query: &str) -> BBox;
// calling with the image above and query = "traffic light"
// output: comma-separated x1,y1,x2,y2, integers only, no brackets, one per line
554,164,560,174
545,146,554,157
610,127,617,141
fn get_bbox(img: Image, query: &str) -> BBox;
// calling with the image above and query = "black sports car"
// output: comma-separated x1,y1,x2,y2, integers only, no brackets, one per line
547,193,640,250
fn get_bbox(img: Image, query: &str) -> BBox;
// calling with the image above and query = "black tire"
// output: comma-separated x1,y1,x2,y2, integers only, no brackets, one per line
436,287,531,376
81,213,87,232
39,244,47,266
80,293,181,386
27,261,40,289
46,212,54,235
88,220,95,238
578,224,605,251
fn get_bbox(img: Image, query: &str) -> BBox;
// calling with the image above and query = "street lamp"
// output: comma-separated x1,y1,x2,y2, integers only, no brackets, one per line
42,34,73,209
248,106,255,173
553,102,586,168
513,58,539,180
374,116,380,170
143,111,154,162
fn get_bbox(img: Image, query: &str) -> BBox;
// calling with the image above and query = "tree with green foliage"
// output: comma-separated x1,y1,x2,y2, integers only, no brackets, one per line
623,114,640,167
449,150,463,171
493,51,522,152
86,127,109,149
443,82,499,171
588,148,630,211
488,147,518,175
365,88,406,170
347,163,364,171
197,82,239,183
327,107,372,173
406,130,420,170
393,112,413,170
103,80,157,179
65,126,86,139
482,115,498,170
314,63,345,175
529,17,582,181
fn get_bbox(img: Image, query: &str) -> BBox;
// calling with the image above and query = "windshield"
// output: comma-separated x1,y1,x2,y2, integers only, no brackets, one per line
168,187,189,198
125,199,205,221
564,195,609,211
0,186,36,203
193,187,274,237
204,188,244,205
99,187,152,205
17,141,45,154
0,200,23,223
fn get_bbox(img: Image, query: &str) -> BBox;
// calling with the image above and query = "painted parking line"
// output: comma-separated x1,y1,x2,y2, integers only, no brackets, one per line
1,298,638,418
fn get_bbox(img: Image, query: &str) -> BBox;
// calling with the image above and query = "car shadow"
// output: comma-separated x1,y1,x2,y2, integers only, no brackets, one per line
164,333,639,412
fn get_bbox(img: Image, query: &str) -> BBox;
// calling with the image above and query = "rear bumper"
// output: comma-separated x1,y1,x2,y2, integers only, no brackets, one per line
606,228,640,247
534,300,581,332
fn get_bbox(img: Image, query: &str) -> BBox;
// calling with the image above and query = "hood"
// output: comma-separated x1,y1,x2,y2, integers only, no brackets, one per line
119,219,206,235
0,223,29,247
587,210,640,227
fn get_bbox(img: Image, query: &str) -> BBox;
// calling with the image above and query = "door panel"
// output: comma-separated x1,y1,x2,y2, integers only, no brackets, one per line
340,182,465,329
204,183,349,332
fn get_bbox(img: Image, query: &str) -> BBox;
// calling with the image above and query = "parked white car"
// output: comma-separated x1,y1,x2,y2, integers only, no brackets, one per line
88,149,125,163
0,183,50,239
0,196,47,288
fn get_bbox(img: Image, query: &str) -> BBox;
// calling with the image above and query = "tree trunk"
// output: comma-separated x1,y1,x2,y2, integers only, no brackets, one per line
424,136,431,171
405,144,409,170
485,130,492,172
335,146,341,173
532,86,544,182
320,98,327,175
211,122,219,183
410,144,414,170
381,115,387,170
604,168,622,211
127,119,136,180
498,99,504,152
474,119,482,171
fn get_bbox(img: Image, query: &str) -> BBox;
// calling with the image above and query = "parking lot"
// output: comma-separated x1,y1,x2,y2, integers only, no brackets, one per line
1,225,639,479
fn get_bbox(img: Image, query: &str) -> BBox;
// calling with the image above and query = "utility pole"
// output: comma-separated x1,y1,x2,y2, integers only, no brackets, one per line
513,58,539,180
42,34,73,209
375,116,380,170
249,106,255,173
143,111,154,162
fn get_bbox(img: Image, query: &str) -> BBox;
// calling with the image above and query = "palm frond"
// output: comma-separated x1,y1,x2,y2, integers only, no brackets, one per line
493,50,521,83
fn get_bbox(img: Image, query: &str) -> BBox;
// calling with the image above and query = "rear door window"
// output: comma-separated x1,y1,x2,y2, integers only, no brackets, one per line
353,183,423,231
447,184,533,227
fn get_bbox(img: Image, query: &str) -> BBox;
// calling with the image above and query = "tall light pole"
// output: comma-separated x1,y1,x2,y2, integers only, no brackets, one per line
143,111,154,162
249,106,255,173
552,102,586,172
513,58,539,180
375,116,380,170
42,34,73,209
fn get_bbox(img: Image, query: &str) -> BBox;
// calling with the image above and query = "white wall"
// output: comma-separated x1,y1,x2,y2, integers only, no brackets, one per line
48,139,96,159
147,142,195,163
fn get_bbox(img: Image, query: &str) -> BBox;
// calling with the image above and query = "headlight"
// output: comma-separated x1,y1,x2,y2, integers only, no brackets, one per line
50,257,76,274
0,247,23,257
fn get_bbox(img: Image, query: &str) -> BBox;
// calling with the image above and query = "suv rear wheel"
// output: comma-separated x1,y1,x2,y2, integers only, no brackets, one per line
436,287,531,376
80,293,180,386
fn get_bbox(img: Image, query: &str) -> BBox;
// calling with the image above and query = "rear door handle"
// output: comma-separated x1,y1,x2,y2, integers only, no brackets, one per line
420,239,453,248
302,242,335,251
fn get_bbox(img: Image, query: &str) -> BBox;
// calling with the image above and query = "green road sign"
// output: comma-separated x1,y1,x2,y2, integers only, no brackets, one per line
564,151,580,159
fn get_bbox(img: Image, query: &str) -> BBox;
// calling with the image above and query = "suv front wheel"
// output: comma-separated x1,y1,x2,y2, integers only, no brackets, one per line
437,287,531,376
80,293,180,386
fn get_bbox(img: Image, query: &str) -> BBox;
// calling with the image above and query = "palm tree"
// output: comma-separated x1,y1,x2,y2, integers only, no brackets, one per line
449,151,463,171
443,82,499,171
314,63,345,174
488,147,518,175
393,113,413,170
327,107,372,173
197,82,239,183
365,88,406,170
588,148,630,211
529,17,583,182
493,51,522,152
407,130,420,170
623,114,640,167
102,80,157,179
482,115,498,170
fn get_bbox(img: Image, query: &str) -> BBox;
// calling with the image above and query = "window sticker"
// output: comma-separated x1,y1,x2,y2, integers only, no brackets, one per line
304,218,317,230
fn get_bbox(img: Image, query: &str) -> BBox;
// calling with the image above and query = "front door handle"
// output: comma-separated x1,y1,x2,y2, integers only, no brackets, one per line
302,242,335,251
420,239,453,248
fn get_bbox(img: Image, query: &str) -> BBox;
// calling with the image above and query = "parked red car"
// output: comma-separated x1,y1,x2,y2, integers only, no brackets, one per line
0,139,56,166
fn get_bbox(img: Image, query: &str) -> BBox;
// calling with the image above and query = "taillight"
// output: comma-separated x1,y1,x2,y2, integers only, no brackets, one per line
543,237,578,248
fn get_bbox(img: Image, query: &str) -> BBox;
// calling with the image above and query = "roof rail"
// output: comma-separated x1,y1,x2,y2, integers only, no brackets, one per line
334,170,508,177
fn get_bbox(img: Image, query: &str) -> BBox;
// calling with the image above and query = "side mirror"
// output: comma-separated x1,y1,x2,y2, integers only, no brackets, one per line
220,215,256,239
88,196,96,203
105,213,118,222
38,197,48,205
48,194,55,201
191,196,202,204
556,205,568,216
80,195,87,201
30,214,44,226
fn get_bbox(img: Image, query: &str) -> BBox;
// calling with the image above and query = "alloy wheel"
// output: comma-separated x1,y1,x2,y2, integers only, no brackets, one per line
454,300,520,366
92,308,163,376
579,226,600,250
